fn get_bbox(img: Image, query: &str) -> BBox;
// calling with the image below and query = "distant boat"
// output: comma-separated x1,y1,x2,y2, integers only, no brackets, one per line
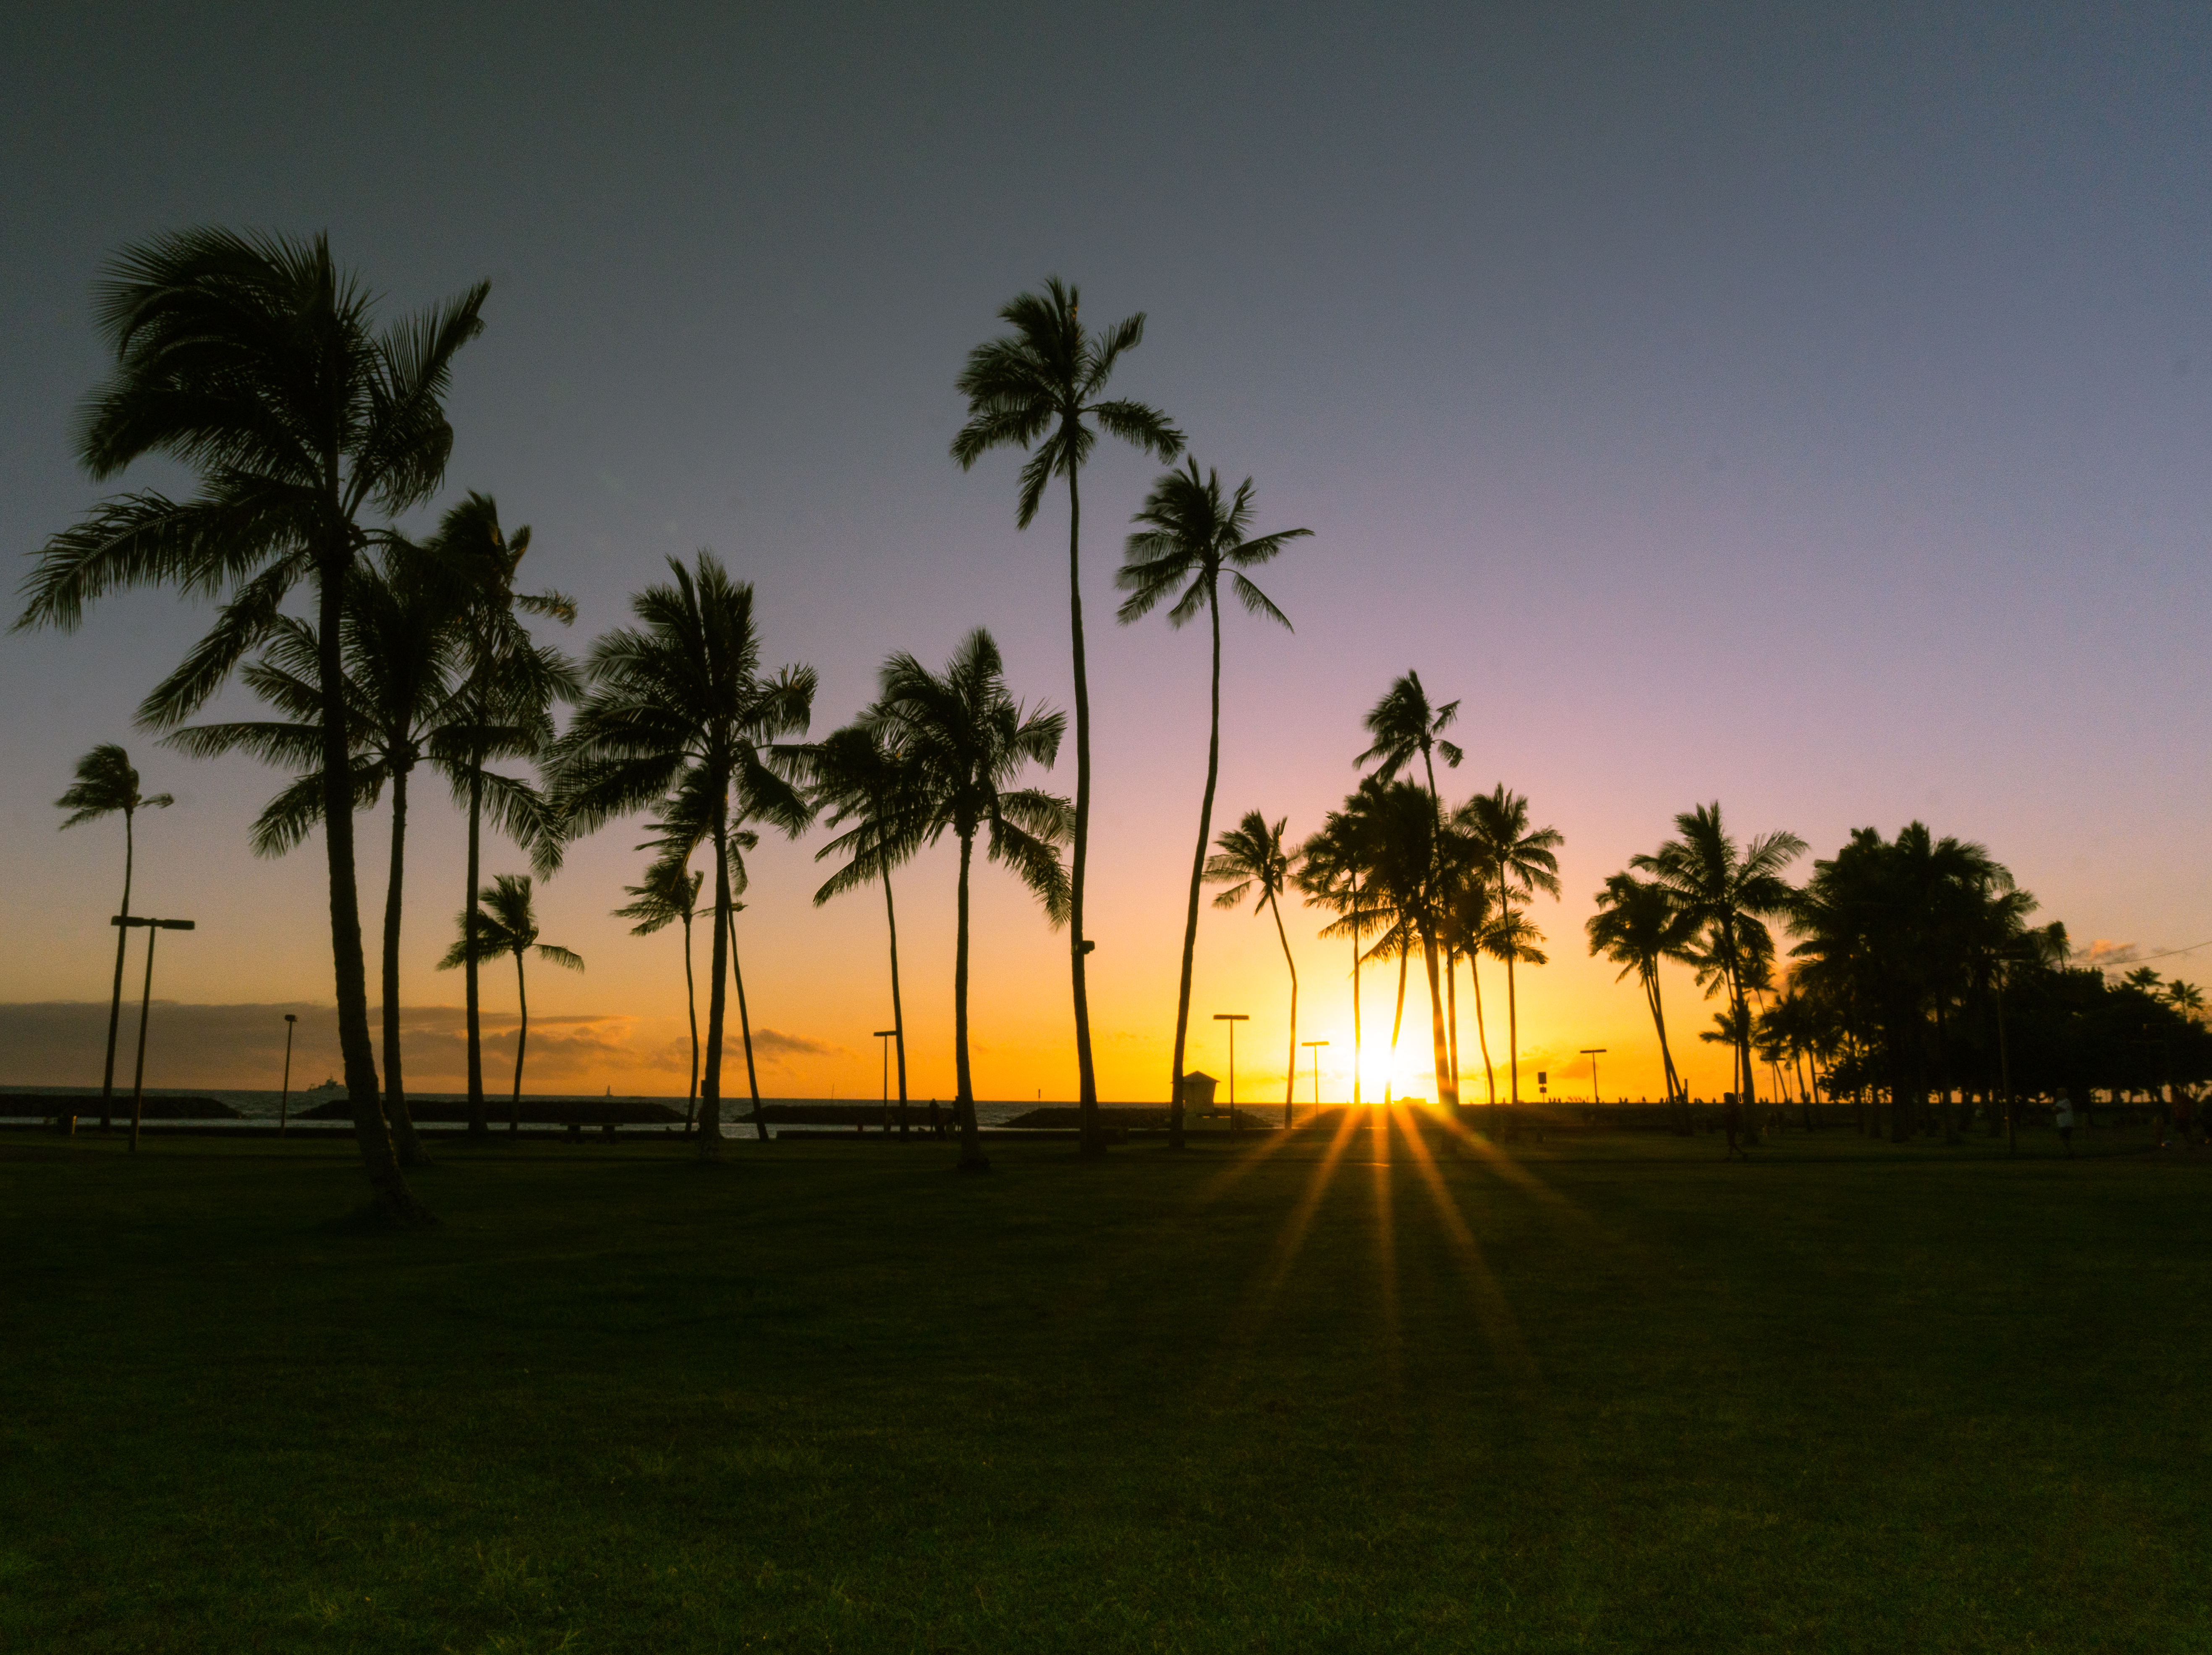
306,1076,343,1094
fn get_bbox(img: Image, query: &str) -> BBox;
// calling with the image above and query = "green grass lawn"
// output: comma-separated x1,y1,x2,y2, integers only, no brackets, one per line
3,1119,2207,1653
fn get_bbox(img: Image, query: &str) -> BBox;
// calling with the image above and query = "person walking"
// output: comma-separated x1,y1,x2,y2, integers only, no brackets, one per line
2055,1089,2075,1157
1723,1090,1745,1160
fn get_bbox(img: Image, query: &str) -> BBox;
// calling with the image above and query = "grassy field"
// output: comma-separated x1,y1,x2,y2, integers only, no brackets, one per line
2,1118,2206,1653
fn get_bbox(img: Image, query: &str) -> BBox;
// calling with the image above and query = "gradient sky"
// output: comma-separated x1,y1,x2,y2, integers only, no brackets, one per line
4,2,2209,1104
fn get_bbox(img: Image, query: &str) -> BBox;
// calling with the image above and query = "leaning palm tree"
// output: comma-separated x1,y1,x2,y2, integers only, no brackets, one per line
1586,872,1700,1129
866,629,1070,1172
437,874,583,1132
803,723,928,1136
54,744,172,1133
614,858,705,1129
1457,786,1564,1118
1206,812,1302,1128
15,230,485,1224
548,552,814,1155
952,278,1183,1157
1634,804,1805,1142
1116,460,1306,1147
432,494,576,1140
166,542,505,1168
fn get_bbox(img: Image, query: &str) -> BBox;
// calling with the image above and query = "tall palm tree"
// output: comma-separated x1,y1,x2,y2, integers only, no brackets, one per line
1438,864,1499,1109
804,724,927,1137
166,542,513,1167
865,629,1070,1172
952,278,1183,1157
549,552,814,1155
1298,790,1385,1108
1586,872,1700,1129
432,494,575,1141
1206,812,1302,1128
1116,460,1306,1147
15,230,486,1224
614,858,705,1130
54,744,172,1133
1638,804,1805,1143
1458,787,1564,1120
1349,780,1451,1109
437,874,583,1131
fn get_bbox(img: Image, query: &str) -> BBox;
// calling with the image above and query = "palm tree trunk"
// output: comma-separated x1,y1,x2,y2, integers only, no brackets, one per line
510,948,528,1133
954,829,989,1171
1421,927,1453,1112
1350,877,1362,1108
1386,946,1409,1104
1268,889,1298,1127
1065,464,1102,1158
1997,974,2015,1156
100,811,133,1133
464,759,488,1140
316,545,420,1222
1445,945,1460,1108
681,912,698,1134
382,761,428,1166
1644,966,1686,1129
1507,948,1521,1118
1167,590,1225,1150
1470,946,1497,1109
883,868,911,1138
726,896,766,1140
699,807,731,1156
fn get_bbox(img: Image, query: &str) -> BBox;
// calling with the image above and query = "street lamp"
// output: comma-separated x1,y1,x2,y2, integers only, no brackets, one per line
280,1013,298,1137
1301,1039,1330,1124
873,1029,897,1136
1213,1013,1249,1132
112,915,195,1153
1581,1047,1608,1105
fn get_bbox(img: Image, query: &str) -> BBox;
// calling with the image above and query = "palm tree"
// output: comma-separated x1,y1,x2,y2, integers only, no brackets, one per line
1458,787,1564,1121
804,724,927,1137
952,278,1183,1157
1586,872,1700,1130
1348,780,1451,1109
548,552,814,1155
166,541,506,1168
865,629,1070,1172
1116,461,1306,1147
437,874,583,1131
432,494,575,1141
15,230,486,1224
2167,980,2206,1018
1206,812,1302,1128
1634,804,1804,1144
1438,864,1499,1110
1297,791,1385,1108
54,744,172,1133
613,858,705,1130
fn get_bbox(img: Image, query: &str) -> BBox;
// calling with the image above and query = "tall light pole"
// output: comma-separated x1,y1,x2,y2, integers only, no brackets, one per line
873,1029,896,1136
279,1012,298,1137
113,915,195,1153
1581,1047,1608,1105
1301,1039,1330,1123
1213,1013,1249,1132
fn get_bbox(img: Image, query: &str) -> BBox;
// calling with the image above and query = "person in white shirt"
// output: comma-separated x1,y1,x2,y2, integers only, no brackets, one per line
2054,1091,2075,1157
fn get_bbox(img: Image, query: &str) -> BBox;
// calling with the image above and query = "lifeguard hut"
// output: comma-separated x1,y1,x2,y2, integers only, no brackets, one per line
1177,1070,1222,1122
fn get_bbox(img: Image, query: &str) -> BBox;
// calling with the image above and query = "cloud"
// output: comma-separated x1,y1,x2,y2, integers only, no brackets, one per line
749,1028,837,1063
2079,940,2143,971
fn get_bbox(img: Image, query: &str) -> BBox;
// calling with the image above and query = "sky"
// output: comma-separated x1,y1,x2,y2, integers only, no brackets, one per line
3,1,2209,1105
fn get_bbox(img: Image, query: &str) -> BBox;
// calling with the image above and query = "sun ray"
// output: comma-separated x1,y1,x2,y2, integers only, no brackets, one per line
1370,1105,1403,1388
1399,1116,1538,1382
1425,1107,1601,1231
1219,1100,1366,1347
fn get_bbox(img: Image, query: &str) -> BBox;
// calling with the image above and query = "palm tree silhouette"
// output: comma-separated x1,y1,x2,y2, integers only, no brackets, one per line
952,279,1183,1157
1345,779,1451,1108
1586,872,1700,1129
1438,864,1499,1110
1116,460,1306,1147
614,858,705,1130
1297,789,1385,1108
1458,787,1564,1126
803,723,927,1137
432,494,576,1141
438,874,583,1132
866,629,1070,1172
549,552,814,1155
54,744,172,1133
1205,812,1302,1128
1637,804,1804,1144
15,231,486,1224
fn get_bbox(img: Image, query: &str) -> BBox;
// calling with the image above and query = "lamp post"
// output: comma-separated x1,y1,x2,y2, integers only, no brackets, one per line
1581,1047,1608,1106
873,1029,896,1136
1301,1039,1330,1123
1213,1013,1249,1132
113,915,194,1153
280,1013,298,1137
